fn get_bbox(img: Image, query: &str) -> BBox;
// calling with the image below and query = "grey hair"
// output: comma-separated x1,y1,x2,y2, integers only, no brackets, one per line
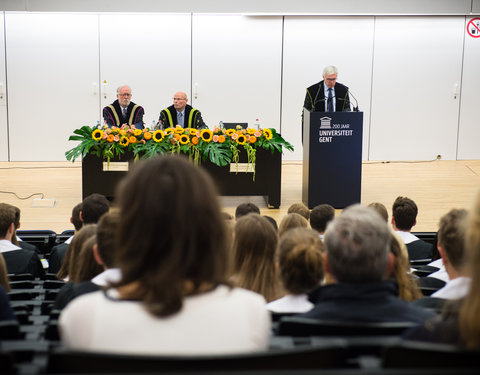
324,204,391,283
322,65,338,77
116,85,131,94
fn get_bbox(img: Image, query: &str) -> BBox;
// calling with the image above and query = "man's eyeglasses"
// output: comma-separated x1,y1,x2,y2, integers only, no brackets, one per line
119,93,132,97
325,78,337,82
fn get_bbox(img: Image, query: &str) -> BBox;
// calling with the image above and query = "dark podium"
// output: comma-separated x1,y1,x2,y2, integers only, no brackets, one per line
302,109,363,209
82,148,281,208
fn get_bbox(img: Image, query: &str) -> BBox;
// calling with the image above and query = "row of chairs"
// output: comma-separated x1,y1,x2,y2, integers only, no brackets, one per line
16,230,73,255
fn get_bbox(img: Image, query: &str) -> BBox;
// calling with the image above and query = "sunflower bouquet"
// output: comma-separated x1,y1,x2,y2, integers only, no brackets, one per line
66,124,293,171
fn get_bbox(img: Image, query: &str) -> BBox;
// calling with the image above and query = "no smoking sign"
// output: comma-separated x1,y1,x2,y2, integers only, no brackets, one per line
467,18,480,38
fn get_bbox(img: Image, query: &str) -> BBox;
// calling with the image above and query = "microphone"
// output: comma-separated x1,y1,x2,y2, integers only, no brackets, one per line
346,89,360,112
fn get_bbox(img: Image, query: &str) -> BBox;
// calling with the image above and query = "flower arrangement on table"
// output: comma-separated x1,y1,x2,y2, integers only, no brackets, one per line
65,124,293,176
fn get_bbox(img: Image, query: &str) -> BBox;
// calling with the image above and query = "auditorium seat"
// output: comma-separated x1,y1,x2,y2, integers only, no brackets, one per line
47,343,348,373
16,230,57,255
7,273,34,282
0,320,22,340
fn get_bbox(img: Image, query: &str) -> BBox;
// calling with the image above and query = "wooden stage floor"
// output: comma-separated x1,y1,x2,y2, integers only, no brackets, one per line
1,160,480,233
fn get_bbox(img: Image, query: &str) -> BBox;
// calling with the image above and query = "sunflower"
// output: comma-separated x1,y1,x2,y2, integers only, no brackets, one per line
263,128,273,140
129,136,137,144
247,128,256,135
119,136,129,147
191,136,199,145
152,130,165,143
249,135,257,144
92,129,104,141
189,128,197,136
225,128,235,137
164,128,174,135
179,134,190,145
143,131,152,140
200,129,213,142
236,134,247,145
175,126,185,134
218,135,226,143
107,134,114,143
134,129,142,136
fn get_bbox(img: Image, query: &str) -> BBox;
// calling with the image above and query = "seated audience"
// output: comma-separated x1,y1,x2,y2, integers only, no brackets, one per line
234,202,260,219
392,196,433,260
0,253,15,321
300,205,435,324
0,203,44,278
412,209,469,311
263,215,278,232
267,228,324,313
11,205,40,253
49,202,82,274
0,253,10,292
278,213,309,237
368,202,389,222
310,204,335,239
56,225,97,281
55,212,121,310
59,156,270,354
231,213,283,303
287,203,310,221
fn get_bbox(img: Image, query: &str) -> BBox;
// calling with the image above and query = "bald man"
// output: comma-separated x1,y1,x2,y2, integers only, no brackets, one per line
103,85,145,129
158,91,206,129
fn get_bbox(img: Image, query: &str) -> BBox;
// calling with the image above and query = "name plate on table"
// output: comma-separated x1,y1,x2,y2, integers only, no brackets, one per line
103,162,129,172
229,163,255,173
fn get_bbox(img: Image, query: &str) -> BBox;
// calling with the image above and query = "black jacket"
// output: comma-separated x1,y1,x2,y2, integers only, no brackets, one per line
159,104,206,129
304,81,351,112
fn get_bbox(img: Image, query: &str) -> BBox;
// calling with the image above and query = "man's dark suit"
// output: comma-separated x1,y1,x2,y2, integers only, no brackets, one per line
406,240,433,261
159,104,206,129
304,81,351,112
48,242,69,274
103,99,144,129
3,249,45,278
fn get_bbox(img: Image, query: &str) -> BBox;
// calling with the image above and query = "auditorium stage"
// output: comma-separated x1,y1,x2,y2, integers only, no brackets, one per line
1,160,480,233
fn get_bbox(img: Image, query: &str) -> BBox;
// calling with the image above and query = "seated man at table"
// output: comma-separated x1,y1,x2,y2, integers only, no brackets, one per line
158,91,206,129
103,85,144,129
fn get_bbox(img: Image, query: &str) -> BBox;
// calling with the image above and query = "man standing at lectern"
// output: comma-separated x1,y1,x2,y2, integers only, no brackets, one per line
304,66,351,113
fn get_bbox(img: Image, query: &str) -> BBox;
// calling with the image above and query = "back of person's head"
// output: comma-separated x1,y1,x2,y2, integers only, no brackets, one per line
310,204,335,233
234,203,260,219
81,194,109,224
70,235,102,283
0,253,10,292
287,203,310,220
460,190,480,348
278,213,309,237
57,224,97,280
325,205,391,283
368,202,389,222
12,206,20,229
71,202,83,231
392,196,418,231
114,155,228,318
263,215,278,232
232,213,280,302
438,208,468,271
0,203,16,239
95,211,119,269
278,228,324,294
389,232,422,302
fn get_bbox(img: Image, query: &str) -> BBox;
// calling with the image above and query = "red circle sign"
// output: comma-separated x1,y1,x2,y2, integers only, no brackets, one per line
467,18,480,38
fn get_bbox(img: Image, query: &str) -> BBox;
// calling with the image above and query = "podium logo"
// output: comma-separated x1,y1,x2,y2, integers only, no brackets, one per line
320,117,332,130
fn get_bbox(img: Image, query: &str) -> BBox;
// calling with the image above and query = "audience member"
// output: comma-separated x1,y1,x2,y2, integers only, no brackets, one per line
69,236,102,283
60,156,270,354
0,253,15,321
81,194,110,225
278,213,309,237
55,212,122,310
392,196,433,260
412,209,469,311
103,85,144,129
267,228,324,313
231,213,282,303
263,215,278,232
11,205,39,253
0,253,10,292
49,202,82,274
301,205,435,324
368,202,389,222
287,203,310,220
389,233,422,302
56,225,97,281
0,203,44,278
234,202,260,219
310,204,335,239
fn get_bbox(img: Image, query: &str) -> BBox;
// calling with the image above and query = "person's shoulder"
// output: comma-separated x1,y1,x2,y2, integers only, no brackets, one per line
336,82,349,90
219,285,267,304
307,81,322,91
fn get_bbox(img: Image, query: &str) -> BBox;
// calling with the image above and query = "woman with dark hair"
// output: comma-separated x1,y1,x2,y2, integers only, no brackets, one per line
231,214,283,302
59,156,269,354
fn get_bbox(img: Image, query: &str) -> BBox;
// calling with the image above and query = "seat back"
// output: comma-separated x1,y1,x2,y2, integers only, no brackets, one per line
48,344,348,373
16,230,57,254
0,320,21,340
277,317,417,337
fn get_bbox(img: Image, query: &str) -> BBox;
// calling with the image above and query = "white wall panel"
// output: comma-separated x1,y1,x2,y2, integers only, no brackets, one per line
0,13,8,160
191,15,282,131
457,17,480,159
369,17,464,160
6,13,99,161
282,17,375,160
99,14,191,126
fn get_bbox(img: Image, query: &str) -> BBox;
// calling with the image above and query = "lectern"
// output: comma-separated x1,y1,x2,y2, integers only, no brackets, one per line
302,109,363,209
